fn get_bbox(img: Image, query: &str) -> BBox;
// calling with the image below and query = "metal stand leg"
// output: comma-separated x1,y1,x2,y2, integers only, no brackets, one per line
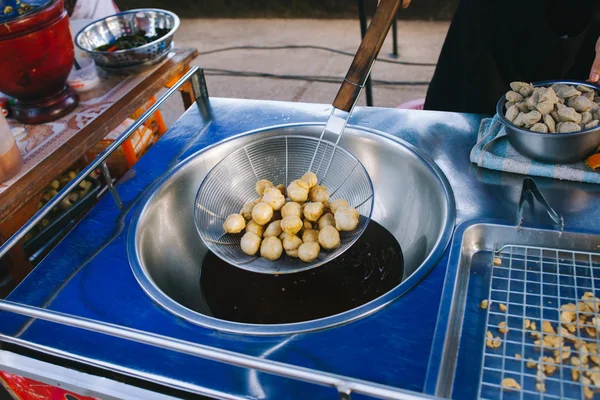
356,0,373,107
101,162,123,210
190,68,211,118
390,12,398,58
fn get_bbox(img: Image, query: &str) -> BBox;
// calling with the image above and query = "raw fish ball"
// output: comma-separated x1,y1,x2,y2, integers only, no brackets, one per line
223,214,246,233
240,232,261,256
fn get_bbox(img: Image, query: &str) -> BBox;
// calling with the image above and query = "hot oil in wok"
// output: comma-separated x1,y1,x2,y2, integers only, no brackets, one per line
200,220,404,324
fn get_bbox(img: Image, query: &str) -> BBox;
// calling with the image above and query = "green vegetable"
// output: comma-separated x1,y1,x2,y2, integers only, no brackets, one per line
94,28,171,52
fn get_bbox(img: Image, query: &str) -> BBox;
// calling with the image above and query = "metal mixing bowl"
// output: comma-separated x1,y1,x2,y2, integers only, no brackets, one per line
497,80,600,164
75,9,180,69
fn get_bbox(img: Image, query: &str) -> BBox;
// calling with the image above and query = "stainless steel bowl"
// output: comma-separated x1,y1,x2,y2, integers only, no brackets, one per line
75,9,180,69
128,125,455,335
497,80,600,164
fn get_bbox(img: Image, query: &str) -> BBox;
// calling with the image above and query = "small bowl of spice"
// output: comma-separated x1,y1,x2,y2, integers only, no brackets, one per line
74,8,180,71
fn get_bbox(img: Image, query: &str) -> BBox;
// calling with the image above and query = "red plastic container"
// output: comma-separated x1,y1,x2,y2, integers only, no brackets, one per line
0,0,79,124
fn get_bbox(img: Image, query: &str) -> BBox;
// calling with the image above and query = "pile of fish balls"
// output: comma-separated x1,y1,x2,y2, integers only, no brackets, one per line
222,172,360,263
504,82,600,133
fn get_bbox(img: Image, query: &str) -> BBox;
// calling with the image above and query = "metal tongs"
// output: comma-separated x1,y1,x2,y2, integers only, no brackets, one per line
516,177,564,232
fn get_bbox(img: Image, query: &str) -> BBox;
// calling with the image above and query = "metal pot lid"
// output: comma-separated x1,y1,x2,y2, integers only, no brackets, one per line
0,0,49,24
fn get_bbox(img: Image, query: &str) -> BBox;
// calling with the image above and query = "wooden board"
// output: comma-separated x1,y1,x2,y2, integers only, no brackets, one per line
0,48,198,224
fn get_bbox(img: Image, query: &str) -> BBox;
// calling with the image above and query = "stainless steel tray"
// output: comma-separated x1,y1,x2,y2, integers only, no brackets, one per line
426,179,600,399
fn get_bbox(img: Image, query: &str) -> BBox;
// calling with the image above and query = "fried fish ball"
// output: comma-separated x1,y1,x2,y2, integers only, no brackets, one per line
281,216,303,235
300,171,318,189
264,220,283,238
335,206,359,231
309,185,330,203
521,110,542,127
530,123,549,133
304,202,324,222
298,242,320,262
246,220,265,237
302,229,319,243
505,105,519,122
223,214,246,233
262,187,286,211
557,121,581,133
567,95,593,113
544,114,556,133
240,200,257,221
260,237,283,261
318,213,335,230
318,226,341,250
279,231,291,241
328,199,349,214
283,234,302,258
505,91,523,103
556,103,582,124
240,232,261,256
303,219,313,229
255,179,274,195
510,82,534,97
281,201,302,219
276,184,287,197
287,180,310,203
252,202,274,225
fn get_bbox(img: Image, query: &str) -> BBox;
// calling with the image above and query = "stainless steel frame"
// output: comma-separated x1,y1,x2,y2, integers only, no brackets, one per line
0,66,205,260
0,300,434,400
0,69,436,400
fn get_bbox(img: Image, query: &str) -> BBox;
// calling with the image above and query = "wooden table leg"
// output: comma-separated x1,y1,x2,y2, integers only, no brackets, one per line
0,195,40,285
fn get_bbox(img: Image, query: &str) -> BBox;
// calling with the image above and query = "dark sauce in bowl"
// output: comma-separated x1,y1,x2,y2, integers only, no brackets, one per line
200,220,404,324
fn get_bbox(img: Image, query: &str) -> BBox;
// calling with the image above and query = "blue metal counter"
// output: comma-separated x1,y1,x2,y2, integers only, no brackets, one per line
2,98,599,399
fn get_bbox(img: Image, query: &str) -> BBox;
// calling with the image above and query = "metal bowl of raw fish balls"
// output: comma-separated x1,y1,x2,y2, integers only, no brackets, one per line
222,171,361,265
497,80,600,164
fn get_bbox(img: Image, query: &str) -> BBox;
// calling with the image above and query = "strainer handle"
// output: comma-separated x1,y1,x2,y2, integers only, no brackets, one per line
332,0,403,112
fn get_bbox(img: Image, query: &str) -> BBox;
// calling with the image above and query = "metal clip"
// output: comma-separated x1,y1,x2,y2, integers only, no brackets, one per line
516,177,564,232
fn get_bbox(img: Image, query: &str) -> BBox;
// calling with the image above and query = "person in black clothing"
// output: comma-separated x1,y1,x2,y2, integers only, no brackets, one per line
424,0,600,115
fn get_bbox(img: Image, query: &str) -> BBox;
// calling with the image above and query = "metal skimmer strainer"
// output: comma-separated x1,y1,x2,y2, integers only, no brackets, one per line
194,0,402,274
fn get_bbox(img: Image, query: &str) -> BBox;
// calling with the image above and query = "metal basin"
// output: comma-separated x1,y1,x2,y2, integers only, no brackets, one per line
128,125,455,335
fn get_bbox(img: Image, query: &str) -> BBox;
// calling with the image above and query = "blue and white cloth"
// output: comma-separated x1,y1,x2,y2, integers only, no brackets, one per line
470,115,600,184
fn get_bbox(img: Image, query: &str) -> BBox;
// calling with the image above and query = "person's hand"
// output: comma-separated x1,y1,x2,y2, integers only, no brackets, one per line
589,36,600,83
377,0,411,9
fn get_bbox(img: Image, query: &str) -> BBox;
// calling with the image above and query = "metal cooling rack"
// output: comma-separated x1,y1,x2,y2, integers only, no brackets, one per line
479,244,600,400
